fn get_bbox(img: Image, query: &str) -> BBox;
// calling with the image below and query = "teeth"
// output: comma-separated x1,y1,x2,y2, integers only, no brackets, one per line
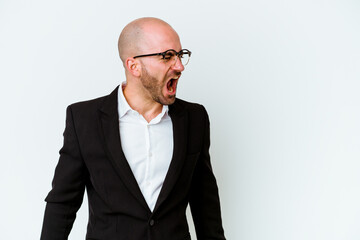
173,76,179,79
169,87,173,92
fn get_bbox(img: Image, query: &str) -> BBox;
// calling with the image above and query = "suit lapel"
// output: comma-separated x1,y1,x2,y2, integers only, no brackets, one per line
153,100,188,213
97,86,150,212
98,86,188,213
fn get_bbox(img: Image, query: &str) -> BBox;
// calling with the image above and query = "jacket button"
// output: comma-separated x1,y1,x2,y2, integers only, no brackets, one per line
149,219,155,226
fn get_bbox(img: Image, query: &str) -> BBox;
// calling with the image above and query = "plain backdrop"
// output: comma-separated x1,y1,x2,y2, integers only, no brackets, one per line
1,0,359,239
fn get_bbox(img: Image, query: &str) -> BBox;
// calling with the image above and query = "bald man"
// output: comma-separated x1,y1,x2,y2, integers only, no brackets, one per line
41,17,226,240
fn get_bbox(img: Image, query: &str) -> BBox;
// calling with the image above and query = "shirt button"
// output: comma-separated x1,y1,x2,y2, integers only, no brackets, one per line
149,219,155,226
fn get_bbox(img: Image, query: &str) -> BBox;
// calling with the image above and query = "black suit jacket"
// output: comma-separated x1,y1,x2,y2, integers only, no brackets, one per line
41,86,226,240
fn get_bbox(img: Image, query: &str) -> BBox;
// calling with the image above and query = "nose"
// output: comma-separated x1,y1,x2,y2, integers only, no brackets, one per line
171,56,185,72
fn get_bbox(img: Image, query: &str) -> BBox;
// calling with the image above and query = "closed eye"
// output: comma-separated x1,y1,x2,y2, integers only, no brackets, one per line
164,52,175,60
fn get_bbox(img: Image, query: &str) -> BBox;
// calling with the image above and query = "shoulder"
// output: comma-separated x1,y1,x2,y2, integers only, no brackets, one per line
68,95,108,112
172,98,209,122
68,86,119,112
65,95,107,121
173,98,207,111
65,86,119,119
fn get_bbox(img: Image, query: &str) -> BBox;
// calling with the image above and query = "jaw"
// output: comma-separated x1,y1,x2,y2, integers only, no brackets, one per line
155,77,179,106
139,66,181,106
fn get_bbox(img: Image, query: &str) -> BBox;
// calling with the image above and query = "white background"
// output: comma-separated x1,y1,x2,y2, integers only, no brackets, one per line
1,0,360,239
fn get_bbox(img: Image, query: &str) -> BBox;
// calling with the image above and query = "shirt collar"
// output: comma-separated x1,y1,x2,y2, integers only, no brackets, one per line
117,82,169,120
118,82,133,119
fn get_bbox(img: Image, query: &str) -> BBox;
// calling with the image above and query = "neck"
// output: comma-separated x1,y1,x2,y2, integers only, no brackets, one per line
123,81,163,123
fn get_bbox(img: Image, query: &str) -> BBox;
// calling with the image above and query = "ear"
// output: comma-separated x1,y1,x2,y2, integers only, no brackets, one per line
125,57,141,77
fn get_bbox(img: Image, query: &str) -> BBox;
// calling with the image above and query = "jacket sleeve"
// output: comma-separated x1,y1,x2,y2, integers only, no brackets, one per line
189,106,226,240
40,105,87,240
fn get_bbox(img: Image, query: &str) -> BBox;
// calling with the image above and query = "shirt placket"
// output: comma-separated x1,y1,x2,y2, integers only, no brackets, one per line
144,123,152,189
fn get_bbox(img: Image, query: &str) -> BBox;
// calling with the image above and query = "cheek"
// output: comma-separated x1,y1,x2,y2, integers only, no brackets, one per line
145,64,170,84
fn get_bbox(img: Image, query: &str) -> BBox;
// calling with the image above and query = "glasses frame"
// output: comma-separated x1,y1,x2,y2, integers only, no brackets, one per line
133,49,192,66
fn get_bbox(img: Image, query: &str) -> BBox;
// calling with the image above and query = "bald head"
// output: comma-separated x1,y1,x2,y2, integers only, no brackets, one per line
118,17,180,63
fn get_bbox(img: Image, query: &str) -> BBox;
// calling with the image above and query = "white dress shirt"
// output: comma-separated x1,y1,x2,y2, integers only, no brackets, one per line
117,82,174,212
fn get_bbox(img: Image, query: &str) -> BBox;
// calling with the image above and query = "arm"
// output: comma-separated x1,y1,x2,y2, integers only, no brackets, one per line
40,105,87,240
189,106,226,240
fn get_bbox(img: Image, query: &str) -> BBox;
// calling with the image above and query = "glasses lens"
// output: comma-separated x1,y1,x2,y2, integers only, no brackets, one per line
163,50,177,66
164,51,176,60
163,49,191,67
179,51,190,66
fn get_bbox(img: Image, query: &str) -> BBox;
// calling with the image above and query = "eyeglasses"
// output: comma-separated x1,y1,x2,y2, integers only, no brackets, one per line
133,49,192,67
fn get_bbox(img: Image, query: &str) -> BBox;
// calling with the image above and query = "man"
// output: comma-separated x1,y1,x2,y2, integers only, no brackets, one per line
41,17,226,240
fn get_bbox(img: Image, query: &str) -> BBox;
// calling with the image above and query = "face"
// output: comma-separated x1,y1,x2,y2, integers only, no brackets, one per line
137,25,185,105
140,58,182,105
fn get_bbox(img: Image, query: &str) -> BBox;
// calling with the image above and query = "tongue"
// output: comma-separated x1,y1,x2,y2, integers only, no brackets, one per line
167,79,174,93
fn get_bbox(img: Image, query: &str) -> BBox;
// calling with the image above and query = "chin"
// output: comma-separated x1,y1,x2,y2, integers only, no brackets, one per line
167,98,176,105
158,95,176,105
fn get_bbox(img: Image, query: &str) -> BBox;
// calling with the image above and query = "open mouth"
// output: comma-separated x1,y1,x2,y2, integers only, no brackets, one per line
166,75,180,95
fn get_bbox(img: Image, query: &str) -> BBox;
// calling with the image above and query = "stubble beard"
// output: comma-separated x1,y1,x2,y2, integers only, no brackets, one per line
140,65,176,105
